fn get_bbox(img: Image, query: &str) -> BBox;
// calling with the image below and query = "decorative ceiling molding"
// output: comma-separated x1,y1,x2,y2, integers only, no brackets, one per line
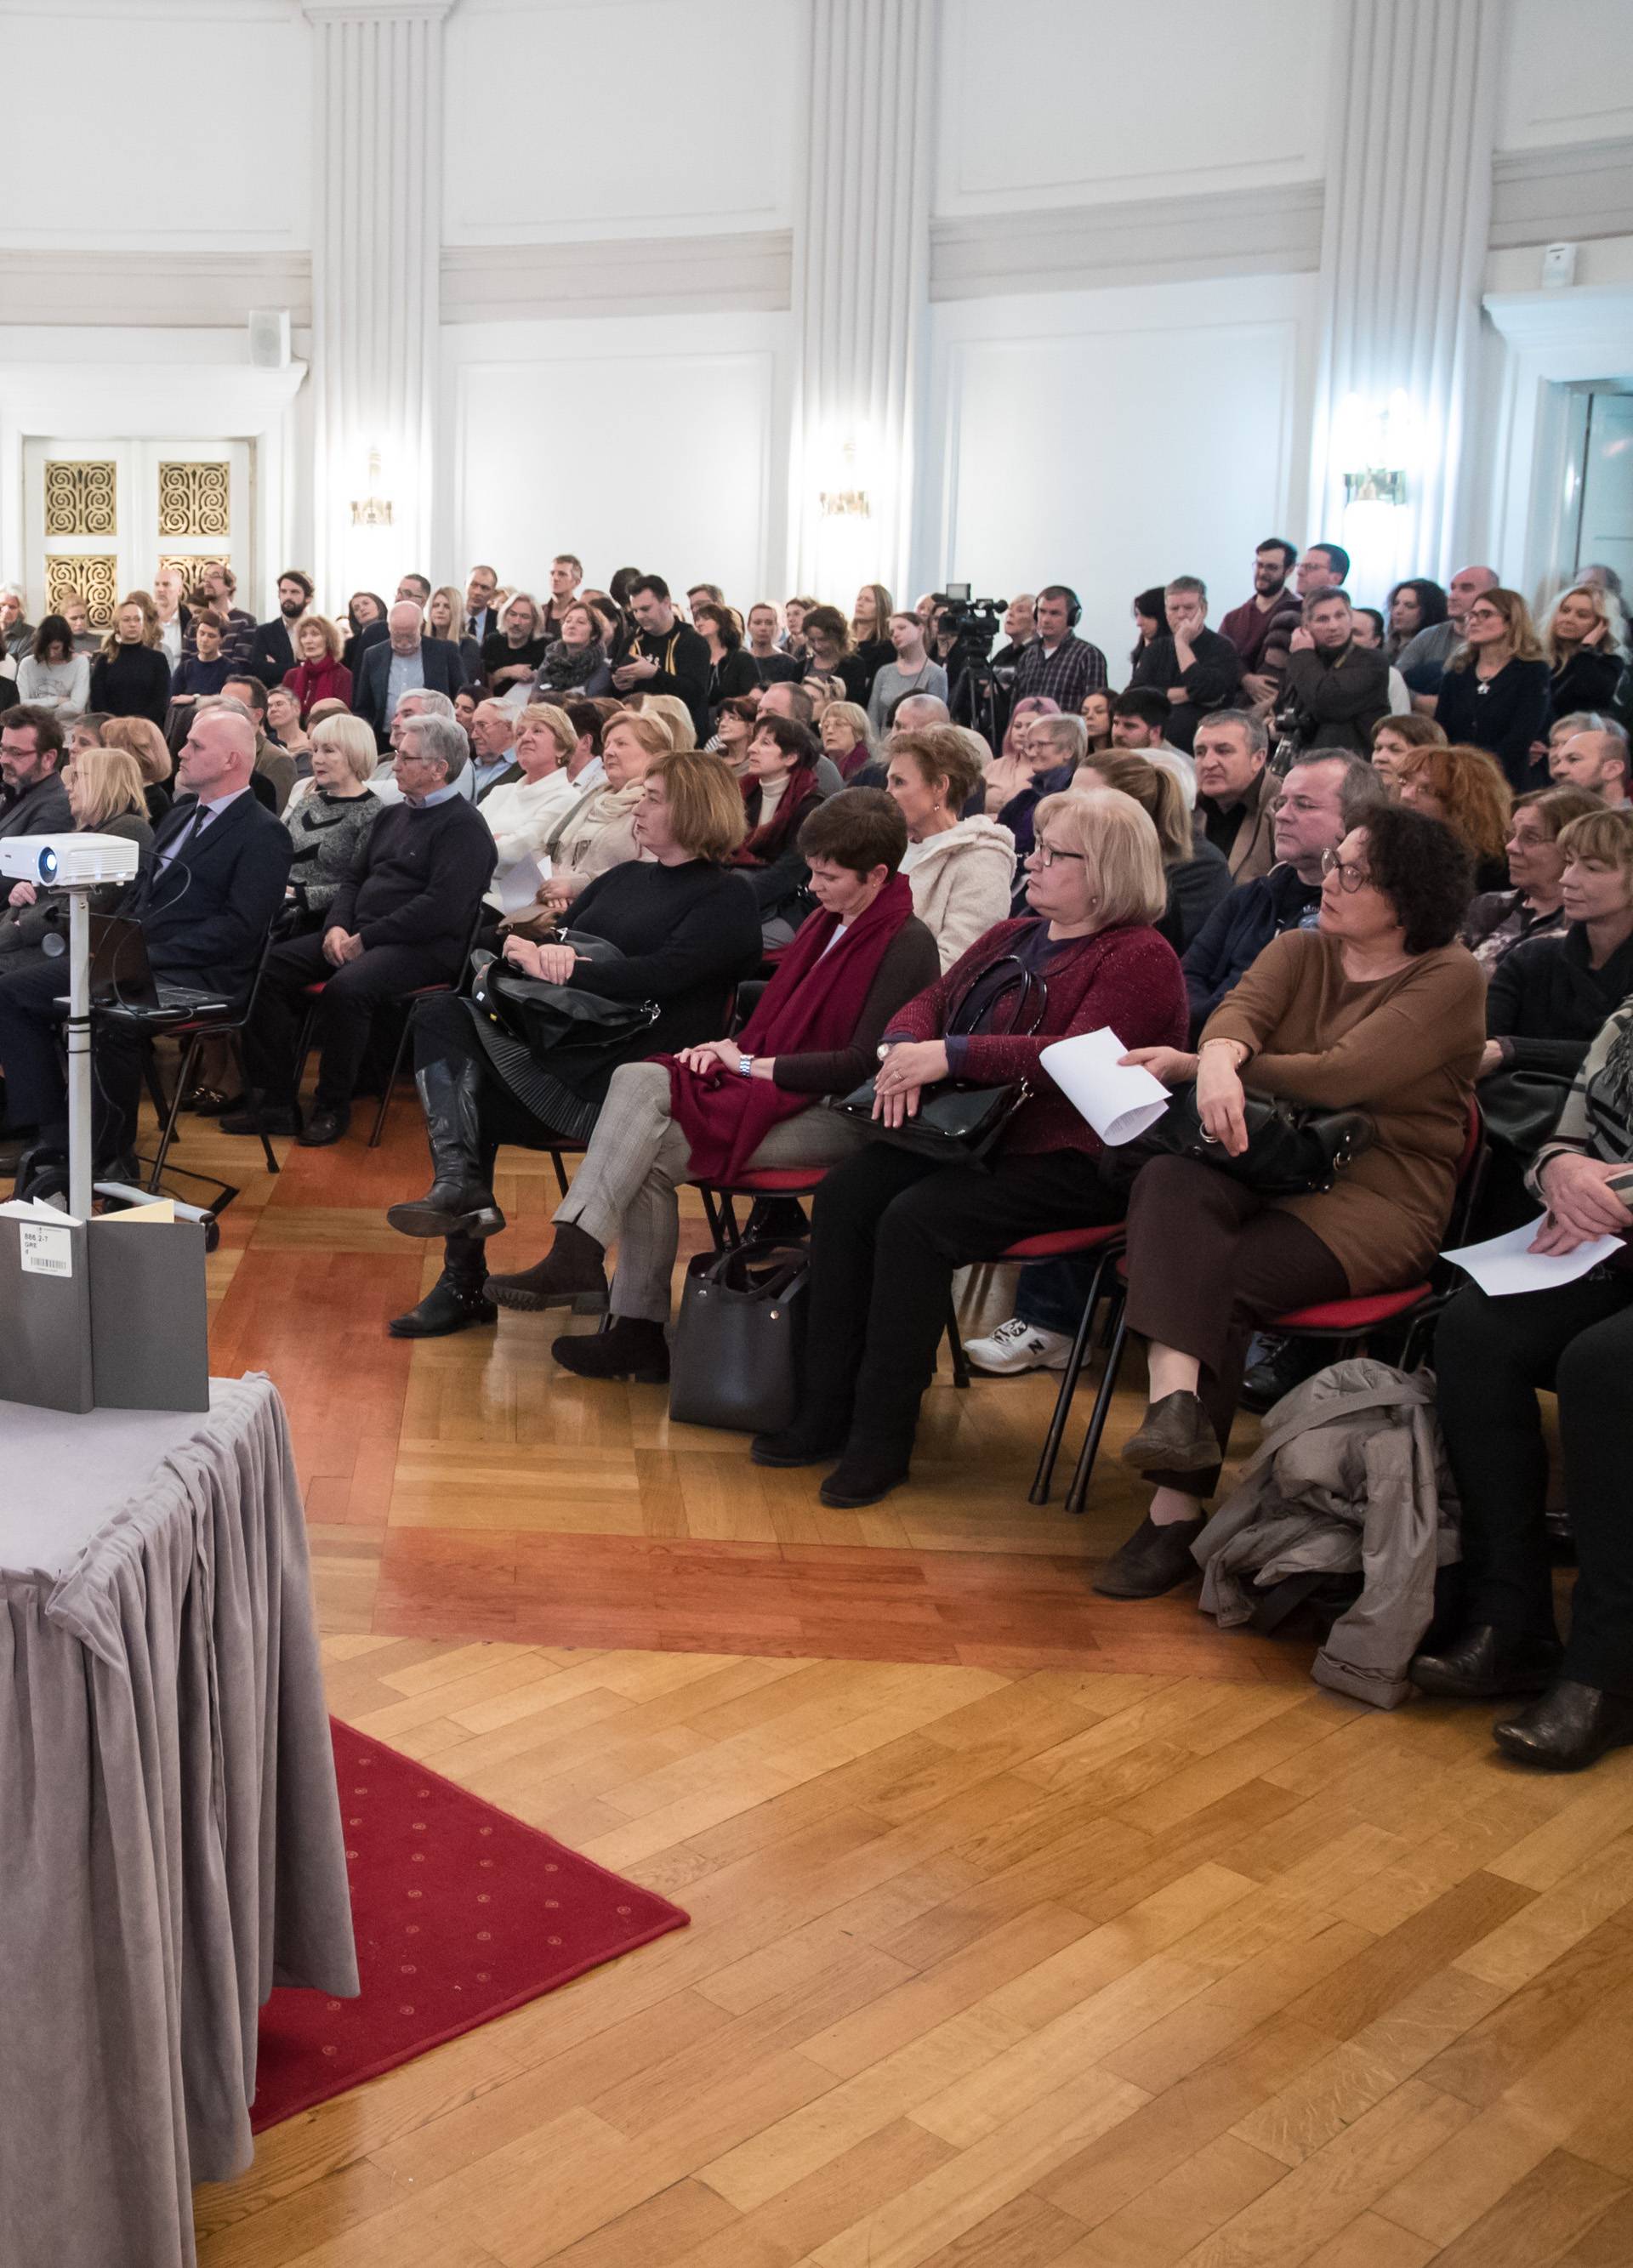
0,249,312,328
1490,135,1633,247
441,230,794,321
930,181,1325,301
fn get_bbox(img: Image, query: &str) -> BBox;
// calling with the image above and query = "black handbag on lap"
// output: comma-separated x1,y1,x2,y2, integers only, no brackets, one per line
668,1241,810,1434
469,942,659,1058
1141,1082,1374,1197
836,954,1046,1168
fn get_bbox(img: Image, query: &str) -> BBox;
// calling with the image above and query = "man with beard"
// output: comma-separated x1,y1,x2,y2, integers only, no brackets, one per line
1220,538,1303,708
249,568,315,689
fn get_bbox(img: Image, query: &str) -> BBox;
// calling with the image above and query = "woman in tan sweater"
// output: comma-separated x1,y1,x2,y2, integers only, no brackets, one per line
1098,802,1486,1599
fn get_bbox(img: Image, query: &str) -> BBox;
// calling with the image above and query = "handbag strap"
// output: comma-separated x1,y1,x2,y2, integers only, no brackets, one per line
946,952,1048,1040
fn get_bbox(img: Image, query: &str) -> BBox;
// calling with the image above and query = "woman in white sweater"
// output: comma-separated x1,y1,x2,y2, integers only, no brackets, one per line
885,726,1016,970
15,614,92,713
479,702,583,908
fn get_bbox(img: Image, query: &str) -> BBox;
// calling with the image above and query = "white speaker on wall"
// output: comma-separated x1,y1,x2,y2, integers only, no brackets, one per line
248,309,292,369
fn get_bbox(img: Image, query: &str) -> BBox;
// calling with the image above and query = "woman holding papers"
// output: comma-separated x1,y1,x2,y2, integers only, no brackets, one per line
1412,1001,1633,1771
749,790,1186,1510
1097,804,1484,1600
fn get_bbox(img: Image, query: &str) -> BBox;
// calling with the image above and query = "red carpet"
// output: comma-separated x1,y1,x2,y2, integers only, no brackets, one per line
251,1721,690,2130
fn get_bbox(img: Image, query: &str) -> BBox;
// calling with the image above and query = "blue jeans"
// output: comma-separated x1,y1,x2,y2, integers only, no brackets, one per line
1013,1256,1093,1336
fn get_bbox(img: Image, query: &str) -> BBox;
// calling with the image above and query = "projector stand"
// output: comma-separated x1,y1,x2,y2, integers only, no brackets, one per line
65,890,94,1222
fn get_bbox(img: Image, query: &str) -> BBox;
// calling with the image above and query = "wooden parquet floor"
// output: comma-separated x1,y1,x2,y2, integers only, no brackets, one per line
181,1104,1633,2268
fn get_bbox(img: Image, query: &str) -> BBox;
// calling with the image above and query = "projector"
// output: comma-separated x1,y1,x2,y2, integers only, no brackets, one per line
0,832,142,886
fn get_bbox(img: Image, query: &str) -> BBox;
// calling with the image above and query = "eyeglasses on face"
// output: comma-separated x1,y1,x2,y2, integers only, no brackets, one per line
1320,848,1372,892
1465,606,1505,627
1029,841,1086,868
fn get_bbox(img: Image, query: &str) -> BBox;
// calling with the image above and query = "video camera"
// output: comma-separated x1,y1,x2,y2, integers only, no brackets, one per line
938,583,1006,661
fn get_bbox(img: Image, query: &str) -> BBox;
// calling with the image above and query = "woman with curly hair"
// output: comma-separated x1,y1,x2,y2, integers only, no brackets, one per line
1396,740,1513,892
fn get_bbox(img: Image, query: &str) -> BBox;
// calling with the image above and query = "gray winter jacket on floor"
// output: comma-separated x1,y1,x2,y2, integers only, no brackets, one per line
1193,1358,1460,1709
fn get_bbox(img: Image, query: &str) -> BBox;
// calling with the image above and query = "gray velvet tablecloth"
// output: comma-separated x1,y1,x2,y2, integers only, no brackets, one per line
0,1375,358,2268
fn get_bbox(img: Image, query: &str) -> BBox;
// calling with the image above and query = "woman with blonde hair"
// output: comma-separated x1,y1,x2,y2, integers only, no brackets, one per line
282,714,381,924
819,697,877,782
0,746,152,958
100,713,174,822
1078,749,1232,951
426,584,481,679
635,691,698,750
851,583,895,691
1542,583,1624,730
479,703,581,910
89,589,170,725
539,708,671,909
984,696,1061,813
282,611,354,716
1436,586,1551,789
1397,741,1514,891
754,787,1188,1507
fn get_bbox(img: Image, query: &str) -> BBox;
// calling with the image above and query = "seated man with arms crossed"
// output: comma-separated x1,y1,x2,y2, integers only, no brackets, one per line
229,713,496,1148
0,706,293,1175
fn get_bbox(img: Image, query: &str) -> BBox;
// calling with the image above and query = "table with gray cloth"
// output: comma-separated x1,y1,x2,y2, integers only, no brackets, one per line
0,1373,358,2268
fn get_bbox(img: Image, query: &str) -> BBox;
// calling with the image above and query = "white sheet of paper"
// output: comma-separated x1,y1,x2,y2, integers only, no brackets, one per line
1039,1027,1172,1147
0,1196,81,1225
1442,1214,1624,1297
496,853,549,916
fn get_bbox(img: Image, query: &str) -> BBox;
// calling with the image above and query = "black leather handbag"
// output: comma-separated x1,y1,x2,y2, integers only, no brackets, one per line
836,954,1046,1167
668,1241,810,1435
1476,1065,1573,1157
469,941,659,1058
1142,1082,1374,1197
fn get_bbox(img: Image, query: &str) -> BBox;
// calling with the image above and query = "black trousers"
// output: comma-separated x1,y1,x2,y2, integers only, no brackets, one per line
0,951,149,1162
799,1141,1127,1464
246,932,451,1109
1435,1270,1633,1694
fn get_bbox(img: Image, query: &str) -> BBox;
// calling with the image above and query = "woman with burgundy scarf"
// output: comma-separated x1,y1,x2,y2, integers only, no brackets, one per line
753,789,1189,1509
732,713,828,944
478,789,941,1380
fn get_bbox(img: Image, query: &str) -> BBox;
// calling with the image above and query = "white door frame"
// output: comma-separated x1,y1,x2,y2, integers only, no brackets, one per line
0,329,307,621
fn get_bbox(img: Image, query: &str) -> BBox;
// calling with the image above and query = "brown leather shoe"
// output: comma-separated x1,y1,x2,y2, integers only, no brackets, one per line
1119,1390,1223,1475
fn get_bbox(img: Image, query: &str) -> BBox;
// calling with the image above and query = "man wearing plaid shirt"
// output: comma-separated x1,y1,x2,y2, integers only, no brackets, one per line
1010,585,1108,712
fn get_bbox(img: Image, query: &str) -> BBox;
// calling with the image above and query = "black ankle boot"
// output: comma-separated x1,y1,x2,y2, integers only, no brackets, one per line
550,1317,670,1383
818,1444,911,1509
388,1236,498,1338
485,1220,608,1312
751,1401,851,1468
1494,1680,1633,1771
386,1060,504,1238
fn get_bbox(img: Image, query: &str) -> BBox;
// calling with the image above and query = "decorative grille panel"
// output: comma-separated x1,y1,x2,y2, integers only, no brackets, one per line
156,460,230,539
43,461,117,537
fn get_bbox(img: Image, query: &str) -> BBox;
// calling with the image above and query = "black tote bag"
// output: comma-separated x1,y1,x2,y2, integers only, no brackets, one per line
668,1240,810,1435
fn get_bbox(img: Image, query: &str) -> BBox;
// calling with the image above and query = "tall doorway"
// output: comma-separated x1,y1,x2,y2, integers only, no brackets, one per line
1562,384,1633,593
20,440,254,628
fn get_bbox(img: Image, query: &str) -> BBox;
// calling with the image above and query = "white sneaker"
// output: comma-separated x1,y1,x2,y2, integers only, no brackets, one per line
962,1316,1073,1375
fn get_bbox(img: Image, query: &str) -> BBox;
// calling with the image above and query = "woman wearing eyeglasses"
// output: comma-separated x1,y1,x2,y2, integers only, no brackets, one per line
1433,588,1552,793
750,790,1188,1509
1100,804,1485,1600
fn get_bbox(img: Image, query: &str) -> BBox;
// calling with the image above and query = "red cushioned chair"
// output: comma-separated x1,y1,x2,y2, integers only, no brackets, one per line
1061,1102,1488,1516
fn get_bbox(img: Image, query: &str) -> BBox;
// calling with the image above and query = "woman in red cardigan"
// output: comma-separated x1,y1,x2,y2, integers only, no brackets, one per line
282,612,354,718
751,787,1189,1508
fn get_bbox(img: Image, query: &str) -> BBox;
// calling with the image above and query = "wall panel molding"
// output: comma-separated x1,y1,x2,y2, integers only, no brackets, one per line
441,231,792,321
1491,136,1633,247
0,251,311,329
930,183,1324,302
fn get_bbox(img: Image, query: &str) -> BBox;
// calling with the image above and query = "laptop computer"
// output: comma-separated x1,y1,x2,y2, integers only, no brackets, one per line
72,916,231,1020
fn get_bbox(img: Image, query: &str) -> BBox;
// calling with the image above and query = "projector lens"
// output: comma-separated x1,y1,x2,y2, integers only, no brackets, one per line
37,847,57,882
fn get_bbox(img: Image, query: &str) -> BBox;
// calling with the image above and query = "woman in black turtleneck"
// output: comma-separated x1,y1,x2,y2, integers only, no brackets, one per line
88,592,173,726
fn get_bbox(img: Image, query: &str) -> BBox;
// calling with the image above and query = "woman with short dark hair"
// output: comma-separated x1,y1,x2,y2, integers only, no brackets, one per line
693,603,758,716
732,713,827,945
800,605,873,706
533,600,613,700
1385,577,1448,664
1461,783,1603,973
16,615,91,713
1097,804,1484,1599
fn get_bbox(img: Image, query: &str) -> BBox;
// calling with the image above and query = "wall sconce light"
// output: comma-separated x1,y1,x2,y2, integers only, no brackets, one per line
350,447,394,528
1343,466,1407,508
1336,389,1420,512
817,436,872,520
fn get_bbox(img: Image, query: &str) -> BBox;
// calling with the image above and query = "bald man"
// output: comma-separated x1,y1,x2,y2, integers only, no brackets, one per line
0,704,293,1171
1399,563,1499,707
1551,724,1631,807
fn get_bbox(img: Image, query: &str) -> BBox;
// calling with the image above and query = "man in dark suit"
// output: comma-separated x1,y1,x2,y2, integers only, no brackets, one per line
353,600,466,749
248,567,316,690
0,708,293,1171
230,712,495,1147
464,563,500,645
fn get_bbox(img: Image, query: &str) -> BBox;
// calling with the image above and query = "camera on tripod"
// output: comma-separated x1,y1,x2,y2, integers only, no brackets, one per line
940,583,1005,660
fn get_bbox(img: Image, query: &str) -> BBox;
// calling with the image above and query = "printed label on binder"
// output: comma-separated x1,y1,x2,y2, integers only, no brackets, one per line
19,1222,73,1278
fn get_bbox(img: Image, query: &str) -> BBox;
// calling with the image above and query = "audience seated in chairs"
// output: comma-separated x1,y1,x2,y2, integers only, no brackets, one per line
747,789,1189,1509
1075,749,1232,952
538,708,669,915
218,676,296,813
0,743,152,963
1368,709,1447,792
0,706,292,1174
818,700,879,784
229,712,495,1149
475,789,941,1381
477,704,581,916
1396,740,1513,892
998,710,1086,859
1461,785,1605,975
280,715,381,930
101,714,175,825
0,703,73,841
532,599,614,702
1093,803,1483,1601
464,698,520,801
382,747,763,1339
729,713,827,947
1414,997,1633,1771
883,727,1015,969
982,696,1061,816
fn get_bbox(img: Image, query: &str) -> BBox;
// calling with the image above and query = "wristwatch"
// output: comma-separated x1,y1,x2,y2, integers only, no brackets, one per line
739,1054,754,1077
876,1043,894,1062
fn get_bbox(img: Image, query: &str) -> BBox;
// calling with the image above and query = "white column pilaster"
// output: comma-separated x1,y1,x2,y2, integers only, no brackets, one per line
1307,0,1504,592
788,0,935,600
303,0,454,601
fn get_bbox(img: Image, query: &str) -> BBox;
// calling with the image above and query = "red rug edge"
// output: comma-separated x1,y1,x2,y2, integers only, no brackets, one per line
247,1716,691,2133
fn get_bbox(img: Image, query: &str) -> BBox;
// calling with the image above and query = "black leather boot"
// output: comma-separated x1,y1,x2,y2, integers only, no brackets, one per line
386,1060,504,1238
388,1236,498,1338
1409,1625,1562,1701
485,1220,608,1313
1494,1680,1633,1771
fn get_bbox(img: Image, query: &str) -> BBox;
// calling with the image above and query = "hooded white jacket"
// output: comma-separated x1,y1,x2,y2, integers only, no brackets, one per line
901,815,1017,972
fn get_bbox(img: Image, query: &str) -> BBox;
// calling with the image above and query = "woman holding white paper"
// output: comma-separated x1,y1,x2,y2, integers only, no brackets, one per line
748,790,1187,1510
1096,803,1484,1600
1412,999,1633,1771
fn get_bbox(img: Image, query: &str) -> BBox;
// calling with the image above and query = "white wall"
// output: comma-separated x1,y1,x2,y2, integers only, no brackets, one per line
1498,0,1633,151
919,274,1317,667
933,0,1330,217
443,0,796,244
439,312,791,600
3,0,311,249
